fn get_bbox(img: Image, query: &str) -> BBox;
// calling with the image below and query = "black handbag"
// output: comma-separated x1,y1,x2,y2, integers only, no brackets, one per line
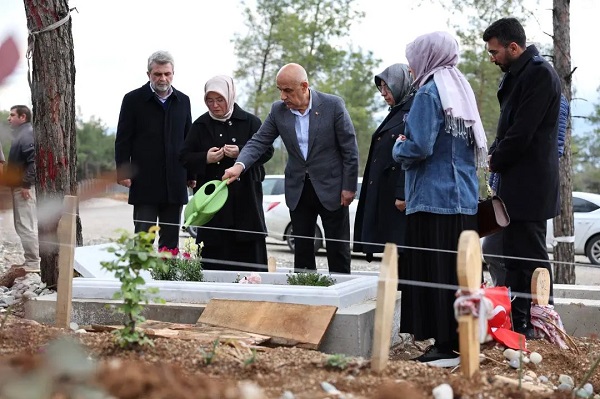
477,176,510,238
477,195,510,237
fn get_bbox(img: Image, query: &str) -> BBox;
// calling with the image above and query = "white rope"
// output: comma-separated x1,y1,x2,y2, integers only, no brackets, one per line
26,7,77,89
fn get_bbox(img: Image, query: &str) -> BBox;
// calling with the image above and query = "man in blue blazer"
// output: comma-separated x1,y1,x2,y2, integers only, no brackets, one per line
223,63,359,273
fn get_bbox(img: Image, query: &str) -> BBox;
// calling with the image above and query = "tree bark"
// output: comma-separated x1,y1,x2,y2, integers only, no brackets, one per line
23,0,78,288
552,0,576,284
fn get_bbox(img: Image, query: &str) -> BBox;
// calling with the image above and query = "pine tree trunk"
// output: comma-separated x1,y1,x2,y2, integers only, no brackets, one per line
552,0,576,284
23,0,79,287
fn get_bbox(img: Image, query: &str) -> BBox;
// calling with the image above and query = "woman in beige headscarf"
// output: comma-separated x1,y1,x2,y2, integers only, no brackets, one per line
180,75,274,272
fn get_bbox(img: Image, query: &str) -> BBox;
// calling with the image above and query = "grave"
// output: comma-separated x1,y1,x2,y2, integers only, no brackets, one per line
26,244,402,357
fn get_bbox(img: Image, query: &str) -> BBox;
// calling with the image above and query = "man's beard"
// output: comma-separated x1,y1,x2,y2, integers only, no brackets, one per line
153,82,171,93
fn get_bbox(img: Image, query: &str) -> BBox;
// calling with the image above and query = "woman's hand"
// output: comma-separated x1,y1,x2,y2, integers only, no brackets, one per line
395,199,406,211
207,147,224,163
223,144,240,158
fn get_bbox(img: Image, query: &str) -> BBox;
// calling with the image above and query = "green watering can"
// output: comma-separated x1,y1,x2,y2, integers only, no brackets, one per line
183,180,229,229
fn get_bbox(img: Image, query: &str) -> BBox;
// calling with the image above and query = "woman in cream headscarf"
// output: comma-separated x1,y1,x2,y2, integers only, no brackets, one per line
180,75,274,271
392,32,486,366
353,63,414,271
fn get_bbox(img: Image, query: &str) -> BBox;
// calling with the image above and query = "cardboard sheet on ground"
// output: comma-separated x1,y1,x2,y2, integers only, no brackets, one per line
198,299,338,350
88,320,270,346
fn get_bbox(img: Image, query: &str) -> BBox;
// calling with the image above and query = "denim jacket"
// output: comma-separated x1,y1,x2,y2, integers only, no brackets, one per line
392,80,478,215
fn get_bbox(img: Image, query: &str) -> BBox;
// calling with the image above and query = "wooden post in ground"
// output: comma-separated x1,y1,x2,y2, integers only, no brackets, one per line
457,230,482,378
531,268,550,306
55,195,77,329
268,256,277,273
371,243,398,373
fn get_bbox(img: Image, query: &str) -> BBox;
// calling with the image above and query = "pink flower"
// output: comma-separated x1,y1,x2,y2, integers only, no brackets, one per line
237,273,261,284
182,252,191,259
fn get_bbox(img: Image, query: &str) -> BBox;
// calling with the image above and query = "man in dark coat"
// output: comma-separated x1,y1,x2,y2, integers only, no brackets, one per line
483,18,561,337
115,50,193,250
353,64,414,272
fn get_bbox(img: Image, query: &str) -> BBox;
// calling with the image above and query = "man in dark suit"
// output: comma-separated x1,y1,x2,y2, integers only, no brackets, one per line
483,18,561,337
223,63,359,273
115,50,194,250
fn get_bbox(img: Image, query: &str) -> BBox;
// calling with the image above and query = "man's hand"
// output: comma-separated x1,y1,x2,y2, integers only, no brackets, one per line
20,187,31,200
223,144,240,158
487,154,493,172
222,163,244,185
118,179,131,188
207,147,224,164
395,199,406,211
341,190,355,207
187,180,196,189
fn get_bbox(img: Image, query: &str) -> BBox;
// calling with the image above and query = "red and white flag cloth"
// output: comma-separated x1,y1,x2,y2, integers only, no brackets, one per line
530,304,569,349
454,286,527,350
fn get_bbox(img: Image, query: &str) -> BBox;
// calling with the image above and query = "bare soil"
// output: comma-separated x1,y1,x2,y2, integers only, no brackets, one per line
0,315,598,398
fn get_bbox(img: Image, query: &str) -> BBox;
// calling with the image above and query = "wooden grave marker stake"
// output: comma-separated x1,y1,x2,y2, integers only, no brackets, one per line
531,268,550,306
457,230,482,378
267,256,277,273
55,195,78,329
371,242,398,373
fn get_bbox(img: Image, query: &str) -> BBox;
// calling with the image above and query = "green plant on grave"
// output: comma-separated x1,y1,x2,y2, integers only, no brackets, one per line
199,338,220,365
325,353,350,370
100,227,166,348
151,237,204,282
286,271,336,287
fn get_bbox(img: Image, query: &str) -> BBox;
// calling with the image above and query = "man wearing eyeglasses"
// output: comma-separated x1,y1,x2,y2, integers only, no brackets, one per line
483,18,561,338
115,50,194,250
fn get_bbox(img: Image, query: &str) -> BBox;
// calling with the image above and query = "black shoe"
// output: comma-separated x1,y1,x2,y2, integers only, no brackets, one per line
413,347,456,362
514,323,539,340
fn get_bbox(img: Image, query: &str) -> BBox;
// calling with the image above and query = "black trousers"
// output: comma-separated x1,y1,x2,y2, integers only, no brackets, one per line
133,204,183,250
502,220,554,328
289,178,351,274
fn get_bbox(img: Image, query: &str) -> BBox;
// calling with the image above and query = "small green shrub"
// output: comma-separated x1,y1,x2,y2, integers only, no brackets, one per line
151,237,204,282
286,271,336,287
325,353,350,370
101,227,166,348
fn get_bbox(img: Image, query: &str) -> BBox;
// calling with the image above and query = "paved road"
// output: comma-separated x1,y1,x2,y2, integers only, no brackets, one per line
1,196,597,283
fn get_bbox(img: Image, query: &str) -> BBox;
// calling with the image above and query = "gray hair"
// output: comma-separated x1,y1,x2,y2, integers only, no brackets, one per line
147,50,174,72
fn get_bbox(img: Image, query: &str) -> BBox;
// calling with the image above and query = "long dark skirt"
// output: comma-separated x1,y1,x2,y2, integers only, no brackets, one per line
199,230,268,272
399,212,477,351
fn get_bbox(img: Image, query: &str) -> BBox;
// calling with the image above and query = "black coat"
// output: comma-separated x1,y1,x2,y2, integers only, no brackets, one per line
115,82,192,205
179,104,274,245
489,45,561,222
353,98,412,255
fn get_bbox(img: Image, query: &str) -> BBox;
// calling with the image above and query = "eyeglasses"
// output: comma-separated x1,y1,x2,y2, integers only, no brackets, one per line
206,97,226,106
377,82,391,94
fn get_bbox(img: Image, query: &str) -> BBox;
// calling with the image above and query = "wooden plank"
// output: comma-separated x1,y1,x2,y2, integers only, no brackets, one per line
371,243,398,373
89,321,271,346
456,230,482,378
55,195,78,329
198,299,337,349
531,268,550,306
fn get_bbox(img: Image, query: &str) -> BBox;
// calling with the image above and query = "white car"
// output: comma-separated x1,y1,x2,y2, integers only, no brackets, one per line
263,175,362,252
546,191,600,264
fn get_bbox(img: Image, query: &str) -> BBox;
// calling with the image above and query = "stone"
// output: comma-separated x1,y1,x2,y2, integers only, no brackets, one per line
432,384,453,399
559,374,575,388
530,352,542,364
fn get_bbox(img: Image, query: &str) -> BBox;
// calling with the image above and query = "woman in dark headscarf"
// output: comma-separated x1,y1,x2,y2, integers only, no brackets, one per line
180,75,273,271
392,32,487,365
353,64,414,273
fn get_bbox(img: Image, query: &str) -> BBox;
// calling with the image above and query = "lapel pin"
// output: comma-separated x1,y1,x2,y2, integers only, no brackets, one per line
232,138,237,143
228,121,232,126
315,111,319,116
